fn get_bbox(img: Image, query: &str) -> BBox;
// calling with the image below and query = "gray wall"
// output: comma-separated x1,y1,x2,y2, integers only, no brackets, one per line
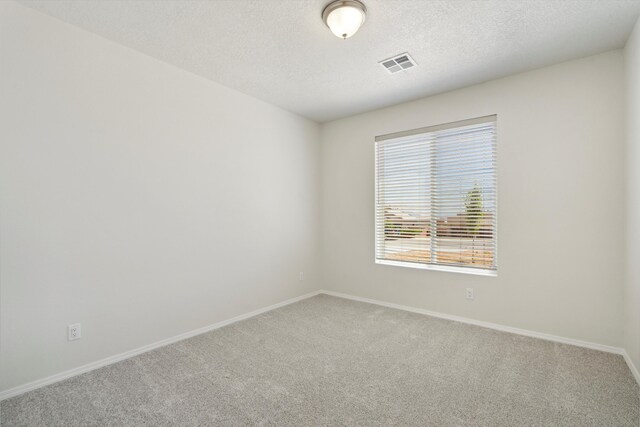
624,16,640,379
0,2,321,392
321,51,626,348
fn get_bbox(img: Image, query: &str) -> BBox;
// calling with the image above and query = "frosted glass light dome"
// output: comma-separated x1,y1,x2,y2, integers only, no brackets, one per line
322,1,367,39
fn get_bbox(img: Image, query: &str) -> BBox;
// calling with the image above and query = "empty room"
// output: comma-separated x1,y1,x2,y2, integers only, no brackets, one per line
1,0,640,425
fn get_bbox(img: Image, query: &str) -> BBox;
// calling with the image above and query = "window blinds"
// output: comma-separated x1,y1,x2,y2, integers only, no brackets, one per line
375,115,497,273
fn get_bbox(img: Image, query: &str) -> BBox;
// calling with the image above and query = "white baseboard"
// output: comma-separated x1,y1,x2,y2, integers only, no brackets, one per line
319,290,624,355
622,350,640,386
321,290,640,387
0,290,321,402
2,288,638,401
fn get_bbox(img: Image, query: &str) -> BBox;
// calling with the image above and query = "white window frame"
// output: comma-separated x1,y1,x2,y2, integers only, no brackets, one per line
374,115,498,276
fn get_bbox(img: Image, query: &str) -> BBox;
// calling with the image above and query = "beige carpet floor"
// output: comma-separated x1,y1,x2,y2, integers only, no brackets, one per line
1,294,639,426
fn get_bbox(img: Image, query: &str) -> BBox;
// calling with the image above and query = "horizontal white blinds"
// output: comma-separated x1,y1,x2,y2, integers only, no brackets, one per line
375,116,497,271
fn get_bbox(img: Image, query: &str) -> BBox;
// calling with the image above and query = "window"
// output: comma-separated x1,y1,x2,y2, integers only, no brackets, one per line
375,115,497,275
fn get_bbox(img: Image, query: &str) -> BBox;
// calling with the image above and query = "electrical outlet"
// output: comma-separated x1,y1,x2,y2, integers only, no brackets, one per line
299,272,304,281
465,288,474,300
68,323,81,341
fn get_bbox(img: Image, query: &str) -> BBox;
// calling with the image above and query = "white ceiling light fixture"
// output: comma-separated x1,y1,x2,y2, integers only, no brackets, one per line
322,0,367,40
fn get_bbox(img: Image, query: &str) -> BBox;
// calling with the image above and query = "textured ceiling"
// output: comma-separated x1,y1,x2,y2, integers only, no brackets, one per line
18,0,640,122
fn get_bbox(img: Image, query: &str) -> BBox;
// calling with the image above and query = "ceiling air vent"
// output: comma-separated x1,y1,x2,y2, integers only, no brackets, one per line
379,53,417,74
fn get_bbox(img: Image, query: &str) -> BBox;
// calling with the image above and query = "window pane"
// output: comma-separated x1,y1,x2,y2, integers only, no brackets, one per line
433,122,496,269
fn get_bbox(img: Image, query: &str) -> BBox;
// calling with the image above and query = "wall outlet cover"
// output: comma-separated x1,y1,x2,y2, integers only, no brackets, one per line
465,288,474,300
68,323,81,341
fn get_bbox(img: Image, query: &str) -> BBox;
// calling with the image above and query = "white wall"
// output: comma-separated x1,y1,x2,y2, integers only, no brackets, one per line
321,51,626,347
0,2,320,392
624,17,640,376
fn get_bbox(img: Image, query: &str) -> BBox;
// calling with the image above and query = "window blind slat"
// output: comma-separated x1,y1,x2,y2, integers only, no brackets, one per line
375,116,497,273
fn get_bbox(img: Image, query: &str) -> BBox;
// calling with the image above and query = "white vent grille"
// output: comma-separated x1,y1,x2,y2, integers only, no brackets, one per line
379,53,417,74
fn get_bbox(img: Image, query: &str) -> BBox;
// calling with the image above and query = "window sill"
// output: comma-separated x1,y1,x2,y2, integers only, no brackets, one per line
375,259,497,277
